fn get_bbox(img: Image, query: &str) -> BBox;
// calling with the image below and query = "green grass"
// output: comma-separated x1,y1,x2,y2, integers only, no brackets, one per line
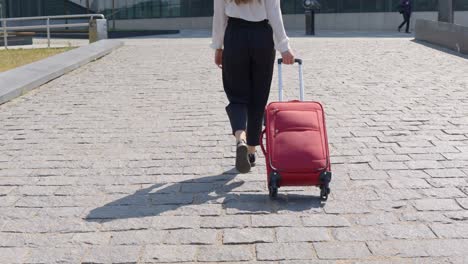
0,47,75,73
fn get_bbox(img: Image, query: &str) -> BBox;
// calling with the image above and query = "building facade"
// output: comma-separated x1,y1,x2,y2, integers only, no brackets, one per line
2,0,468,30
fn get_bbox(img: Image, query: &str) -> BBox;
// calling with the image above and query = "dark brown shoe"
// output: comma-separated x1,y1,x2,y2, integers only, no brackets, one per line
235,140,250,173
248,153,256,167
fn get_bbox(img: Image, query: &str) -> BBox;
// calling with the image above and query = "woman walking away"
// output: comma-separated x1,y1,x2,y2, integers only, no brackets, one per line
398,0,412,33
211,0,295,173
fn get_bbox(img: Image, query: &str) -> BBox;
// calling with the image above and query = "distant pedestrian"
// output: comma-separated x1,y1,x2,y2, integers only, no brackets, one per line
211,0,295,173
398,0,412,33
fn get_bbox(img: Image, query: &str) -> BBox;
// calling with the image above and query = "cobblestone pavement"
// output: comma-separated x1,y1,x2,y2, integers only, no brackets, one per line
1,33,468,263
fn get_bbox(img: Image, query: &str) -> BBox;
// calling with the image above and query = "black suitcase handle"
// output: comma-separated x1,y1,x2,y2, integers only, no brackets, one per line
278,58,303,65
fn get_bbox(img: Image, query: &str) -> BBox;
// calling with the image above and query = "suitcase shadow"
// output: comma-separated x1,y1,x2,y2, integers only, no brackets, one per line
85,168,323,223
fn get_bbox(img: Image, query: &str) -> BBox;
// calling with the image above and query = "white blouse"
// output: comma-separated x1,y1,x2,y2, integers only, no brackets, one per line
211,0,291,53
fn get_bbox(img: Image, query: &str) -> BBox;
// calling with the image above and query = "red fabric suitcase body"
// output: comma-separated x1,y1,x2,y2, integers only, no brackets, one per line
260,59,332,201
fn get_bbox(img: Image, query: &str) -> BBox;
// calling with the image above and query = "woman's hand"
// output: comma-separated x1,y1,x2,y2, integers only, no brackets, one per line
215,49,223,69
281,50,295,65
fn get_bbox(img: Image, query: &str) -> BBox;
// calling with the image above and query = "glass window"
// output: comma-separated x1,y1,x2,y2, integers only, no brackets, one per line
455,0,468,10
361,0,388,12
319,0,339,13
339,0,361,13
413,0,437,11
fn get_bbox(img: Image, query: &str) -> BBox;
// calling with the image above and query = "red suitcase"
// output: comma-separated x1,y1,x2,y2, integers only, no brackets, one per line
260,59,332,201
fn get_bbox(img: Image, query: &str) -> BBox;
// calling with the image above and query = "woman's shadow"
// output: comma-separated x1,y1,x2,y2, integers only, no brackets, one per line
86,168,322,222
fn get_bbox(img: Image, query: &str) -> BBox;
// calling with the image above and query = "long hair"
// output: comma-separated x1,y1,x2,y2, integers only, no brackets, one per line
231,0,261,4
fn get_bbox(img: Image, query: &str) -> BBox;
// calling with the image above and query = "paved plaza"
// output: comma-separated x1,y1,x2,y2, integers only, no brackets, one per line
0,32,468,263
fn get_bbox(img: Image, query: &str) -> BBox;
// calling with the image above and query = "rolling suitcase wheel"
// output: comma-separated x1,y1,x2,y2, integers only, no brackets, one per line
319,171,332,201
269,186,278,198
320,186,330,201
269,171,280,198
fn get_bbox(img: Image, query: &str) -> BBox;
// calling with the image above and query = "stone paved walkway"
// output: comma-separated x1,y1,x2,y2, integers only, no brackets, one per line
0,33,468,263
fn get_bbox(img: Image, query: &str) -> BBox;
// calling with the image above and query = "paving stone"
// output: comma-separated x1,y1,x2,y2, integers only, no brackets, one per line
152,216,200,230
350,212,399,226
368,200,409,211
443,152,468,160
15,195,102,208
427,178,468,188
256,243,315,261
27,247,85,264
0,186,16,196
279,261,335,264
405,160,444,170
413,199,463,211
332,227,386,241
376,155,412,162
332,189,380,201
408,153,447,161
223,228,275,244
444,211,468,222
323,201,372,214
382,223,436,239
201,215,250,229
276,227,331,242
369,162,408,170
100,218,152,231
301,215,351,227
81,246,141,263
418,188,466,199
110,230,166,245
69,232,111,246
424,168,467,178
149,193,194,205
387,170,429,178
388,177,431,189
367,239,468,257
439,160,468,169
143,245,197,263
457,198,468,209
348,180,391,190
34,207,86,218
348,170,389,180
0,233,33,247
313,242,371,259
181,182,218,193
378,188,422,201
431,223,468,239
251,215,302,227
400,212,452,223
197,245,254,262
164,229,218,245
0,248,30,263
0,195,20,207
165,204,222,216
3,218,100,233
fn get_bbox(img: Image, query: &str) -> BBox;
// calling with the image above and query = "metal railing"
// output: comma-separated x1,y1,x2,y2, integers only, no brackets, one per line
1,14,105,49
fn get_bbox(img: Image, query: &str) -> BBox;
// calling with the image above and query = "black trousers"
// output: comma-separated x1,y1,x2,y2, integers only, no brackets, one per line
222,17,275,146
399,12,411,32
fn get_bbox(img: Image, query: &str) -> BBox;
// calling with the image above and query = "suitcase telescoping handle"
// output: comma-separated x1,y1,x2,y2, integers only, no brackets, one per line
277,58,304,102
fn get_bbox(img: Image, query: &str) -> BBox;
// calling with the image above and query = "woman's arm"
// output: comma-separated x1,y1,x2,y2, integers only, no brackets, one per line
210,0,228,50
265,0,291,53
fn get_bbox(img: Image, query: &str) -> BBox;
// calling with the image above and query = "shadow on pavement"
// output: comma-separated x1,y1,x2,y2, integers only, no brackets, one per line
85,168,322,222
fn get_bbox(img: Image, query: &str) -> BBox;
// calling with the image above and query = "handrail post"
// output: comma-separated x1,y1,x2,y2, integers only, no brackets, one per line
2,19,7,49
46,18,50,48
